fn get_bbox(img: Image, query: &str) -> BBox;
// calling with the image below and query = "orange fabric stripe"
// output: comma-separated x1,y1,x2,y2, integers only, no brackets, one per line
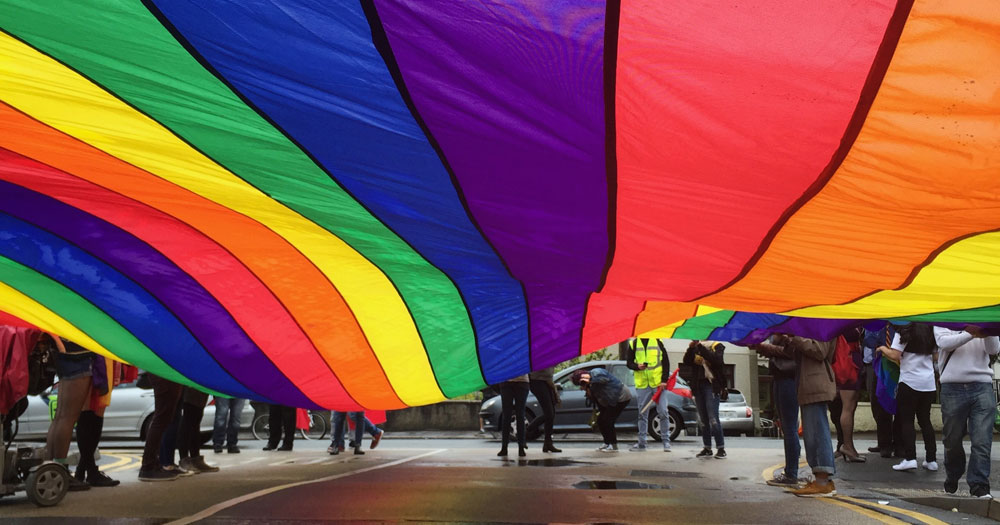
0,103,405,409
634,302,698,337
701,0,1000,313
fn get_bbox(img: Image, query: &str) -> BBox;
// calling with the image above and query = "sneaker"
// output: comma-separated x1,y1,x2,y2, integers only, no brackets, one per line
597,444,618,452
696,448,713,458
86,470,120,487
164,464,195,477
663,446,672,452
977,493,994,500
228,446,241,454
715,448,727,459
792,480,836,498
629,443,647,452
893,459,918,471
944,479,958,495
371,430,383,450
191,455,220,473
138,467,179,482
67,475,91,492
353,448,365,455
922,460,938,472
327,446,340,455
766,473,805,488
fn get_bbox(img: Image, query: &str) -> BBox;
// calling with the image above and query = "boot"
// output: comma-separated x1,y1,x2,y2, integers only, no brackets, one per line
542,440,562,453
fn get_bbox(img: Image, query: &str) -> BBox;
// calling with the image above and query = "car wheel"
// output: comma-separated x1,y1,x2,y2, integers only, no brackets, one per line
140,414,153,442
657,409,682,442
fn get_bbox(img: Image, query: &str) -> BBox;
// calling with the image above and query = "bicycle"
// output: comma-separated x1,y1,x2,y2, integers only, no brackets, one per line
252,409,329,441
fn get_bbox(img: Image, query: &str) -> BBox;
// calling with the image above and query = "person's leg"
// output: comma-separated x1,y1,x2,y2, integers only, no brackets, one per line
828,394,844,452
775,377,801,479
212,397,231,450
266,404,282,448
656,392,671,450
75,409,100,478
895,383,918,461
181,391,208,460
45,375,91,462
839,388,860,456
868,366,893,452
939,383,971,493
330,411,346,452
529,380,556,445
965,383,996,496
280,406,296,449
514,383,529,453
708,390,725,449
349,411,365,453
694,385,712,449
801,402,835,481
596,405,615,446
499,383,514,452
605,400,629,446
227,398,245,449
160,399,182,467
635,387,653,447
141,377,183,472
914,389,936,464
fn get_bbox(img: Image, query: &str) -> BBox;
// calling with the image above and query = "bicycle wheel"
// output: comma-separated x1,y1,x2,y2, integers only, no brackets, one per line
251,414,269,441
300,412,328,440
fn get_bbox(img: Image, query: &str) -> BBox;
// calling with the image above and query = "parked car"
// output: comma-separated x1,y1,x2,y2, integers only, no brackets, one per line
719,389,754,436
480,360,699,442
11,380,255,442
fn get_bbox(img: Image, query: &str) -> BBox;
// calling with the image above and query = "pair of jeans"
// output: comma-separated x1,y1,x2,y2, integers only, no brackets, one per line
141,375,183,471
527,379,556,443
267,404,296,448
500,381,530,449
801,402,835,476
213,397,246,448
635,386,669,447
694,382,724,448
331,411,364,449
774,376,801,479
597,400,629,445
940,382,996,495
896,382,936,462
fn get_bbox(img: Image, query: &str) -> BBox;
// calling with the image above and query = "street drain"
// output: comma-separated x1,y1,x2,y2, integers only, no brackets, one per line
573,480,668,490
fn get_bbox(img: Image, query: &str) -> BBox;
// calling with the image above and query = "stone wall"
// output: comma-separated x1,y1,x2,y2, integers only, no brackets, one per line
384,400,481,431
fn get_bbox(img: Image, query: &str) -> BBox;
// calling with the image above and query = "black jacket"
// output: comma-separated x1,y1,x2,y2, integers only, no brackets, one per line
683,342,727,394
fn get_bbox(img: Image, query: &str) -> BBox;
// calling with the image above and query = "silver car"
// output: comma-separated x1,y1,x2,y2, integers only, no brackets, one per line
480,360,699,442
11,381,254,442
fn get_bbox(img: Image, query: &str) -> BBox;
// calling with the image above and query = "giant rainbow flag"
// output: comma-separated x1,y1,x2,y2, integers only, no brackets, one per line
1,1,997,409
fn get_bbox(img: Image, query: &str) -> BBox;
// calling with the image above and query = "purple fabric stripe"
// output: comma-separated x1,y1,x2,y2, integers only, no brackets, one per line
374,0,609,368
0,180,317,408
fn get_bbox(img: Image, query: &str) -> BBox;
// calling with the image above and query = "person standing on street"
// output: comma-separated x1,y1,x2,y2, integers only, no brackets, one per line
497,375,530,457
139,374,184,482
880,323,938,473
264,403,296,451
213,396,246,454
572,368,631,452
935,325,1000,499
528,367,561,453
684,341,727,459
786,336,838,498
625,338,671,452
863,324,898,457
330,410,366,455
750,334,802,488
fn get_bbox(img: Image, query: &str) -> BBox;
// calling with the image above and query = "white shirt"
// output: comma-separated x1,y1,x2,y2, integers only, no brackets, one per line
934,327,1000,384
890,334,937,392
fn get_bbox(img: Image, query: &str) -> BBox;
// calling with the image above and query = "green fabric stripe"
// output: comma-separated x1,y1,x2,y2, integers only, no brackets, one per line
0,255,214,392
1,2,482,396
896,304,1000,323
673,310,736,340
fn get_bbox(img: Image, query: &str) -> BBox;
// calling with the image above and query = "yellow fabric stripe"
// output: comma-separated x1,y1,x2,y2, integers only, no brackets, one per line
0,34,443,405
787,232,1000,319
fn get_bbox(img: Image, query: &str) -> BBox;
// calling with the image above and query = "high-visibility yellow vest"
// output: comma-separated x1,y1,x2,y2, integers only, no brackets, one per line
633,338,663,389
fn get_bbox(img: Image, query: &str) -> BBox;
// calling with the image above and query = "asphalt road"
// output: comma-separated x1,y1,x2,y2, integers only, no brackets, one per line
3,434,998,524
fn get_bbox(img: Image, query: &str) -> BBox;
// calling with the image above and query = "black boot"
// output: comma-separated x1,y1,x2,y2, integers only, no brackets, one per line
542,441,562,453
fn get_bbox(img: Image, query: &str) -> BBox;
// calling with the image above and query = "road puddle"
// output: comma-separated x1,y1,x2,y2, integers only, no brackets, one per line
573,480,668,490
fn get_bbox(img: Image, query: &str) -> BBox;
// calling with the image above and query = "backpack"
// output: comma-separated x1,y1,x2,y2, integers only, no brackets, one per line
831,335,858,388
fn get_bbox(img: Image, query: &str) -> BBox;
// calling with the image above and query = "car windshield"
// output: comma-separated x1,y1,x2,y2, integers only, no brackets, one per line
724,390,745,403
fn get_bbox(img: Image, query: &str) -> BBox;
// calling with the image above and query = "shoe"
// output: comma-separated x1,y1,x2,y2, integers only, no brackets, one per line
696,448,713,458
86,470,120,487
542,442,562,453
163,464,195,477
192,455,220,472
138,467,179,482
228,446,240,454
371,430,383,450
715,448,727,459
663,447,672,452
766,473,805,488
839,446,866,463
868,446,881,453
497,447,508,457
792,480,836,498
353,447,365,455
597,444,618,452
328,446,340,455
629,443,647,452
348,440,358,449
880,450,894,458
518,446,526,457
213,446,224,454
263,444,278,451
67,475,91,491
893,459,918,471
944,479,958,495
976,493,994,500
922,460,938,472
277,444,293,451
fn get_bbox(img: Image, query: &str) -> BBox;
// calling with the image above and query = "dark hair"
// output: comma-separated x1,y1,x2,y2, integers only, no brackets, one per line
571,369,588,386
898,324,936,355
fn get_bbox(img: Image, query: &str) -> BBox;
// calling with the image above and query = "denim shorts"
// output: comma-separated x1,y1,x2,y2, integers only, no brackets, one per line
55,352,93,380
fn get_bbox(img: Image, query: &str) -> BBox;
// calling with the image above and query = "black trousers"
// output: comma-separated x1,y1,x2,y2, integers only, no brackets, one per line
597,400,629,445
896,382,937,462
866,364,896,451
267,404,296,447
141,376,183,471
179,389,209,459
528,379,556,442
500,381,530,448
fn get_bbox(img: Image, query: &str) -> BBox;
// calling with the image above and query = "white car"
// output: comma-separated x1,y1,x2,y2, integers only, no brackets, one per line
11,380,255,442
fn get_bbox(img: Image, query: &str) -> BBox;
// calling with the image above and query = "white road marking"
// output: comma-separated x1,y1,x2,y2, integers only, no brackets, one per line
302,457,327,465
239,457,266,465
166,449,446,525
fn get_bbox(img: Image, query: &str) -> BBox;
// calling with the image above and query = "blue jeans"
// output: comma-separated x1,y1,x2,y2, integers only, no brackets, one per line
774,377,800,479
331,411,364,449
941,382,996,495
801,402,835,476
212,397,245,448
636,386,669,447
694,383,724,448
